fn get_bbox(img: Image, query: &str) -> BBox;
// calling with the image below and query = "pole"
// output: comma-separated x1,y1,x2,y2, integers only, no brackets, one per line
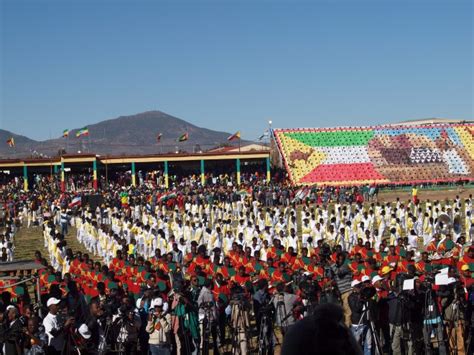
93,159,98,190
61,161,65,192
266,156,271,184
164,161,169,189
236,158,241,186
131,162,136,187
200,159,205,186
105,160,108,187
23,165,28,191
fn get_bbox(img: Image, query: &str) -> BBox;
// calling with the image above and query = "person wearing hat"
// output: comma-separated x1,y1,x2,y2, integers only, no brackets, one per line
43,297,74,355
348,278,371,354
3,305,22,355
146,297,171,355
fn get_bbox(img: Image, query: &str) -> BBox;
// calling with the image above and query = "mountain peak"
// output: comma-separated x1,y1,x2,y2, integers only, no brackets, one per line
0,110,235,158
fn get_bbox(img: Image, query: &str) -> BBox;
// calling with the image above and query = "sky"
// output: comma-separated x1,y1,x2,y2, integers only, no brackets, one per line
0,0,472,141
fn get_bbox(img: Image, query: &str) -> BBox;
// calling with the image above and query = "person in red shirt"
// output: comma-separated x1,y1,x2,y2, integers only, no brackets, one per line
233,266,250,287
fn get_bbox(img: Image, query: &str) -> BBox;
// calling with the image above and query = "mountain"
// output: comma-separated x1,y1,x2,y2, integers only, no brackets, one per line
1,111,242,158
0,129,39,158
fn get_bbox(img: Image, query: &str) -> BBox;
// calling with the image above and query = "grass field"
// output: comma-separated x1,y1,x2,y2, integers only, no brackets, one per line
14,225,94,261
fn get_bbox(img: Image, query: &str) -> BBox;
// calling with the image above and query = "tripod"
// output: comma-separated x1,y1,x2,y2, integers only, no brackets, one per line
356,301,383,355
274,293,290,335
200,304,220,355
258,306,280,355
422,289,448,355
229,301,252,355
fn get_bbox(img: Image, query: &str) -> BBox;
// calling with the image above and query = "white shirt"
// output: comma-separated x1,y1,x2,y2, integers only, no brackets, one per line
43,312,65,351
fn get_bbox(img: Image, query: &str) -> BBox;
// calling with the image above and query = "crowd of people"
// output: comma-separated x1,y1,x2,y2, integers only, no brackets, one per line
0,170,473,354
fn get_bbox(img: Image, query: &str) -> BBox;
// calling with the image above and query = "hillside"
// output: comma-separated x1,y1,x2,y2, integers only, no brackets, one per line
1,111,240,158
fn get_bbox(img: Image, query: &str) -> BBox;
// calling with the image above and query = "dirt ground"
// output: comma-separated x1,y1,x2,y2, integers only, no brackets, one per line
377,186,473,203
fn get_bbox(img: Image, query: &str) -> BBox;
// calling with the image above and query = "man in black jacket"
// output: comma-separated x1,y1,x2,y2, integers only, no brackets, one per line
3,306,23,355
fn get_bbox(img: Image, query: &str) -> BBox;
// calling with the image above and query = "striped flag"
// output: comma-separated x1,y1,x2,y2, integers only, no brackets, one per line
76,127,89,137
62,129,70,137
6,137,14,147
157,133,163,142
69,195,82,208
177,132,188,142
227,131,241,141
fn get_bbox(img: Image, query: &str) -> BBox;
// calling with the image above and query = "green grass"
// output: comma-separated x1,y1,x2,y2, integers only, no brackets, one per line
14,225,98,262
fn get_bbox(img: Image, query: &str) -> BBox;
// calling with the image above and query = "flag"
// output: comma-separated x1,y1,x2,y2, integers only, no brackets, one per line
6,137,14,147
177,132,188,142
227,131,241,141
76,127,89,137
157,133,163,142
69,196,82,208
258,130,269,141
62,129,70,138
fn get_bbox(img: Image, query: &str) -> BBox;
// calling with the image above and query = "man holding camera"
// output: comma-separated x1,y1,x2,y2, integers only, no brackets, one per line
331,252,352,325
42,297,74,355
146,297,171,355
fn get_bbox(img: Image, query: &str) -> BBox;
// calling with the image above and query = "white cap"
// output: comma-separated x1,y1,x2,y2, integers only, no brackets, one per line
447,277,457,284
351,279,362,288
78,324,91,339
6,305,16,311
151,297,163,308
361,275,370,283
372,275,384,285
136,298,142,309
47,297,61,307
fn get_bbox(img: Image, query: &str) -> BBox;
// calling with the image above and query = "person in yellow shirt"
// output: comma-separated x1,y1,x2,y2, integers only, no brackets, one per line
412,186,418,204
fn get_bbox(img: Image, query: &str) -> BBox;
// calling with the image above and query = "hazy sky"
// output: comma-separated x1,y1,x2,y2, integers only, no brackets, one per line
1,0,472,141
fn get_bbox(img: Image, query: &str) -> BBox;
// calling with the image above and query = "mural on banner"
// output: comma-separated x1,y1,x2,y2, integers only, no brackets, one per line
274,124,474,186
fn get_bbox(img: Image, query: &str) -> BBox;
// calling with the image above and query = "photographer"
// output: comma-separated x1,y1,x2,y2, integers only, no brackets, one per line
349,279,372,355
79,297,104,354
388,273,420,355
146,298,171,355
331,252,352,325
197,278,220,354
253,279,270,333
42,297,75,355
438,267,466,354
114,306,141,355
273,282,298,331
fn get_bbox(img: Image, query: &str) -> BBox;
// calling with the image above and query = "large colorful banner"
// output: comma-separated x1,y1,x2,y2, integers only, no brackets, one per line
274,123,474,186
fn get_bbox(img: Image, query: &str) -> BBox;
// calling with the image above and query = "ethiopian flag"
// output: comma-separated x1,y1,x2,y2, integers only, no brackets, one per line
227,131,241,141
76,127,89,137
6,137,14,147
177,132,188,142
62,129,70,137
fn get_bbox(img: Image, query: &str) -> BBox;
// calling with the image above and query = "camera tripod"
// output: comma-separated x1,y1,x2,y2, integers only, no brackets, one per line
356,301,383,355
229,301,252,355
422,289,448,355
258,305,280,355
199,304,220,355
